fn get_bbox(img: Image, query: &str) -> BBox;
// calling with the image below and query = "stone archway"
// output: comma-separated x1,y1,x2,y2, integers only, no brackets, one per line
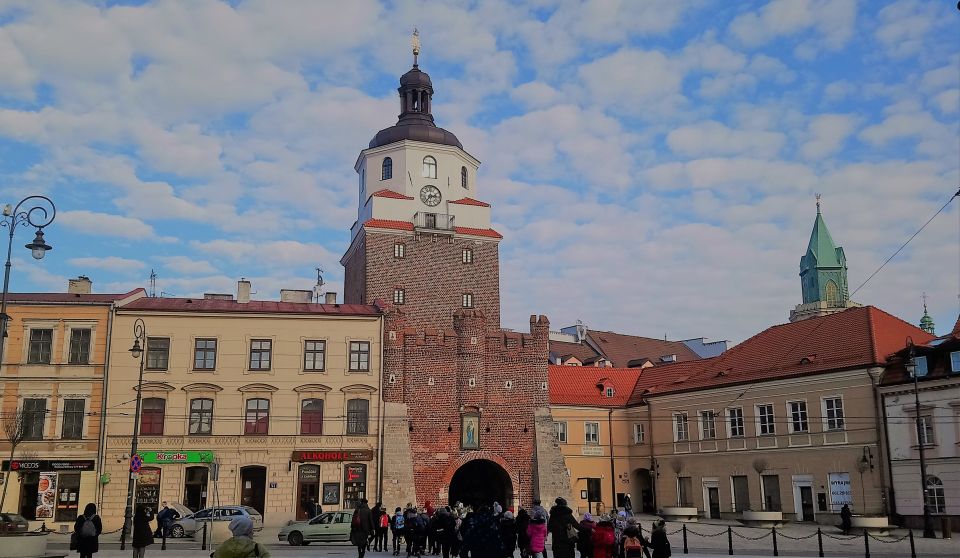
448,459,513,510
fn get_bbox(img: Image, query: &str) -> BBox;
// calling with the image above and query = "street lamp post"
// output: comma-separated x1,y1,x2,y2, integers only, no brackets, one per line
0,196,55,369
905,339,936,538
120,318,147,550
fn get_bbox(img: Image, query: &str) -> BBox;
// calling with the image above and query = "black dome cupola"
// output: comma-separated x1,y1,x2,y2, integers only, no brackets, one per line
368,30,462,150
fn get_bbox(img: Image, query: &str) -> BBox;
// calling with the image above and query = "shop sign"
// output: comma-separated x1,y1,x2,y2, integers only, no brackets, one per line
139,451,214,464
828,472,852,511
2,460,96,471
292,450,374,462
36,472,57,519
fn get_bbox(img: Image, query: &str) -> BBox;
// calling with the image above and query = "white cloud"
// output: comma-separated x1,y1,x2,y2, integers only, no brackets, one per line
158,256,218,276
58,210,165,241
576,49,685,115
510,81,561,110
800,114,857,159
823,80,857,102
875,0,941,59
728,0,857,51
667,121,786,158
932,89,959,114
67,256,146,274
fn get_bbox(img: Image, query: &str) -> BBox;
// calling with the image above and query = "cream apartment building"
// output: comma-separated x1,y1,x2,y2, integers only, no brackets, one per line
101,282,384,529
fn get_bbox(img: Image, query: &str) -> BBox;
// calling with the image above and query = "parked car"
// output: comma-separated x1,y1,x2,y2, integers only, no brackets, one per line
278,510,353,546
170,506,263,538
0,513,29,533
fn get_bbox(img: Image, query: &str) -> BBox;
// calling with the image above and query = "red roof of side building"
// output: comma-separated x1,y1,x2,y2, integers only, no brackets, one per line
549,365,642,407
364,219,415,231
5,289,145,304
121,297,382,316
586,330,700,367
450,197,490,207
454,226,503,239
627,306,933,401
371,189,413,200
549,339,602,363
953,315,960,336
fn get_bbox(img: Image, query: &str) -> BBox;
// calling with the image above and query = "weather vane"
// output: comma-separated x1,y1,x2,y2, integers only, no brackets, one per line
412,28,421,67
815,193,822,211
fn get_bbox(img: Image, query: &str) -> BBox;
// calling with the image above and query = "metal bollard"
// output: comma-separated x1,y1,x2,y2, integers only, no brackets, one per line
942,516,952,539
863,530,870,558
727,526,733,555
816,527,824,558
682,524,689,554
908,529,916,558
772,527,778,557
201,521,208,551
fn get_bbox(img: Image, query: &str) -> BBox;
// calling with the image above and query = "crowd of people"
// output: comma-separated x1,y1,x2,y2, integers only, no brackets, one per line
349,497,671,558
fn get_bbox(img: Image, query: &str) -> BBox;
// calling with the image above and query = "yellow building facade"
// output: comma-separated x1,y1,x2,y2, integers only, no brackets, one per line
100,286,384,529
0,278,144,530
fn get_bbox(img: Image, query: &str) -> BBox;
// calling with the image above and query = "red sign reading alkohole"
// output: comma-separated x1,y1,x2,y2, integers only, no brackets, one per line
291,450,374,462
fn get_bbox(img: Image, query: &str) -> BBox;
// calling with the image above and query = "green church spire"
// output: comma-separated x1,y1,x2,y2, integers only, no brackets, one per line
919,294,935,335
799,196,849,306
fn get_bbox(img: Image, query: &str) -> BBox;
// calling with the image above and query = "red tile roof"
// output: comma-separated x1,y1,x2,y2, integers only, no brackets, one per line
371,189,413,200
450,197,490,207
549,339,601,364
626,306,933,401
364,219,414,231
586,330,700,367
953,315,960,336
121,297,382,316
454,226,503,239
5,289,143,304
549,365,642,407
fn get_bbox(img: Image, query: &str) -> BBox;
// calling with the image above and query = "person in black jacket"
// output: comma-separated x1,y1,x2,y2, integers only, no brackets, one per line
74,502,103,558
499,511,518,558
649,521,670,558
132,505,154,558
515,509,531,558
547,499,579,558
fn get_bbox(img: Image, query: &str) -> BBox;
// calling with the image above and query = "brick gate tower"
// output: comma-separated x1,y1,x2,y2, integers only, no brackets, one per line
341,35,569,510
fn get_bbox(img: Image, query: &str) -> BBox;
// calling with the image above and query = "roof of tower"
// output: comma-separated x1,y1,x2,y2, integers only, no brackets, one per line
368,64,463,150
400,66,433,88
804,204,842,267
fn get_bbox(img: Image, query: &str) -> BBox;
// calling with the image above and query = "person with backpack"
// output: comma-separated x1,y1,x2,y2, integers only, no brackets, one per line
461,505,502,558
434,506,457,558
212,515,271,558
376,503,391,552
590,518,616,558
547,498,578,558
132,505,154,558
649,521,670,558
372,503,385,551
619,519,651,558
526,515,548,558
73,502,102,558
351,499,375,558
404,504,419,557
392,507,406,556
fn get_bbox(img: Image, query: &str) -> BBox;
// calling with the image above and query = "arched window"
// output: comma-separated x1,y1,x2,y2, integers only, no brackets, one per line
422,156,437,179
188,398,213,435
346,399,369,435
927,476,946,513
300,398,324,435
382,157,393,180
461,166,468,189
140,398,166,435
824,280,840,306
244,398,270,435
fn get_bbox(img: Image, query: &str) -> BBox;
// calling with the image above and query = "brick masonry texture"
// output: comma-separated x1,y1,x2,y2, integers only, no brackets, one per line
344,229,501,331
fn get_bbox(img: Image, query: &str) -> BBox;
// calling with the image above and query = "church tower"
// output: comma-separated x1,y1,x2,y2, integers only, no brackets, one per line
919,295,936,334
341,32,502,331
790,198,860,322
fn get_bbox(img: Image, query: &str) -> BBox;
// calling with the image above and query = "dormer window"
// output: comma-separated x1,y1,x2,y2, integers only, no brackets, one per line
461,166,468,189
423,156,437,179
605,387,615,397
382,157,393,180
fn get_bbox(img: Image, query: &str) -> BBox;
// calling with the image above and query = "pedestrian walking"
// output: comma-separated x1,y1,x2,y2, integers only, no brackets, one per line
73,502,102,558
372,502,385,551
515,509,531,558
435,506,457,558
499,510,517,558
462,505,503,558
212,516,271,558
351,499,375,558
526,515,548,558
392,506,406,556
377,503,391,551
155,501,178,539
591,518,616,558
577,513,595,558
840,504,852,535
547,498,579,558
649,521,670,558
623,496,633,516
132,505,154,558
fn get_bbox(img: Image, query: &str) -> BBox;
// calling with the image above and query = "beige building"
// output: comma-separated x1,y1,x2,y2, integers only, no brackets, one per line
101,282,384,529
0,278,143,530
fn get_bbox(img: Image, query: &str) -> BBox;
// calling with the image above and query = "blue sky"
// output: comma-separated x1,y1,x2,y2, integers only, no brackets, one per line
0,0,957,343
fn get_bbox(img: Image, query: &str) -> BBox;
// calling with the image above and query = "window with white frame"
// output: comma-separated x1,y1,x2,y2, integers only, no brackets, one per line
422,156,437,179
27,328,53,364
462,248,473,264
584,422,600,444
926,476,946,514
757,404,776,435
823,397,845,430
555,421,567,443
700,410,717,439
462,293,474,308
633,423,645,444
393,288,405,305
789,401,809,433
394,243,405,259
728,407,745,438
673,412,689,442
918,415,935,446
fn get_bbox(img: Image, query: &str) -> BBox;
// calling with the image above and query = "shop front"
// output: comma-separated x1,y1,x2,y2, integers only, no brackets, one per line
1,459,96,525
291,450,373,518
137,450,215,513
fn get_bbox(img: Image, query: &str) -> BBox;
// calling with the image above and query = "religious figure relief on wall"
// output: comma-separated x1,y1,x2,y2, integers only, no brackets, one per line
461,415,479,450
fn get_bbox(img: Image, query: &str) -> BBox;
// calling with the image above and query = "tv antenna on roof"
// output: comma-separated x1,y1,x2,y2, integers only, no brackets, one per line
313,267,325,303
149,269,157,298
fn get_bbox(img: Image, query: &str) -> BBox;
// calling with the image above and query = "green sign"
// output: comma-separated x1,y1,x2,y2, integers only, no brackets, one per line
139,451,214,464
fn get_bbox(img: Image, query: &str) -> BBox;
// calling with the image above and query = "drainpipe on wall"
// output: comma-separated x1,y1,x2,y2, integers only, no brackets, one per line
647,400,657,511
95,304,114,509
869,368,890,516
376,315,386,504
608,409,616,511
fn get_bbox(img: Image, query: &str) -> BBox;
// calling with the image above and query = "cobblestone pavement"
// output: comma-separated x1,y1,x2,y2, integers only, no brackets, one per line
46,516,955,558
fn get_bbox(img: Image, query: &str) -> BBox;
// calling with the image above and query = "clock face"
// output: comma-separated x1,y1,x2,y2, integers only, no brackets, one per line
420,185,442,207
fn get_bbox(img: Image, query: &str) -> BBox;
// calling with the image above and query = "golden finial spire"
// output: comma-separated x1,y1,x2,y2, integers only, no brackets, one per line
411,28,421,67
815,193,822,213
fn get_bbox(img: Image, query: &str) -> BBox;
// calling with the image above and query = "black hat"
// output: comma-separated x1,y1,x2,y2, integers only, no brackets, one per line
555,497,567,506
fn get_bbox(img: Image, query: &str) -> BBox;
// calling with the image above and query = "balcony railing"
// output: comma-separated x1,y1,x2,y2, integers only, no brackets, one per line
414,212,455,231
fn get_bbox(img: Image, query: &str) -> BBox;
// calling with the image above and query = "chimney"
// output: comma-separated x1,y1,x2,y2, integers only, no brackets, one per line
68,276,92,294
237,279,251,304
324,292,337,304
280,289,313,303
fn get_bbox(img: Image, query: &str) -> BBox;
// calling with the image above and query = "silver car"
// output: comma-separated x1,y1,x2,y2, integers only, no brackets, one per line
170,505,264,538
278,510,353,546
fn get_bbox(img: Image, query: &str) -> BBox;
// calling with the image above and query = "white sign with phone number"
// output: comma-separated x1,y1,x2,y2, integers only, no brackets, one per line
828,472,852,512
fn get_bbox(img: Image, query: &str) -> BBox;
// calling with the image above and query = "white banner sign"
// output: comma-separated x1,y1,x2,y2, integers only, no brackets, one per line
828,472,852,512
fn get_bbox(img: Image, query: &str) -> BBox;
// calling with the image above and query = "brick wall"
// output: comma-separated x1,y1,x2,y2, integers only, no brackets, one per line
354,230,501,331
342,234,367,305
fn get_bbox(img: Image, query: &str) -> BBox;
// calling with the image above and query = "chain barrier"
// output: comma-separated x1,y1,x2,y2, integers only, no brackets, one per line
666,528,684,536
777,531,819,540
821,531,862,541
867,532,911,543
732,530,771,540
685,527,728,537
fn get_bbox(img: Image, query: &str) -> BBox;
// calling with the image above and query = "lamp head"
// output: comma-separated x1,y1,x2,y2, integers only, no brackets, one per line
905,357,917,377
129,338,142,359
25,229,52,260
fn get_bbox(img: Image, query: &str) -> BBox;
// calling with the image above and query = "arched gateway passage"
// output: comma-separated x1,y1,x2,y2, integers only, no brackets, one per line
448,459,513,509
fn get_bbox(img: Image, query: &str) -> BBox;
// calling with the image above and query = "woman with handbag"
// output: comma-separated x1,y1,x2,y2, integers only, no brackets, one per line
547,498,578,558
132,505,154,558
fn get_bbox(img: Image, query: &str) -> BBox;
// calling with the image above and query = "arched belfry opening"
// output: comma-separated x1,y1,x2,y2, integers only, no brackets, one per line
448,459,513,509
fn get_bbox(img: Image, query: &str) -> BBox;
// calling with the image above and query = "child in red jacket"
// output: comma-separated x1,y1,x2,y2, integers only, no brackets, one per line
591,518,616,558
526,517,548,558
